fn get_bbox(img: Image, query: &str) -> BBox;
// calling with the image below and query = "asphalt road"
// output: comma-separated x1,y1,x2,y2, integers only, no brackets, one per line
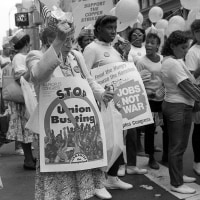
0,126,199,200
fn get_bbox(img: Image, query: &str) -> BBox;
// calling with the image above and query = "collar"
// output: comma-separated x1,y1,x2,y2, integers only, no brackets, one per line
95,39,112,46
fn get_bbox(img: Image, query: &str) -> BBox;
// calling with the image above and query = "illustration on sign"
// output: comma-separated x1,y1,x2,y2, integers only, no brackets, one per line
39,77,107,172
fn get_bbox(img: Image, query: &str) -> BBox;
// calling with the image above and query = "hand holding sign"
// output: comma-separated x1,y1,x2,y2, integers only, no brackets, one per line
102,85,115,103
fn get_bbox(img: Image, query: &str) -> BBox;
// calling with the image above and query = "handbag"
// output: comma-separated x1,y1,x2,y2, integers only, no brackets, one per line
0,88,10,146
101,102,123,172
20,76,37,118
2,65,24,103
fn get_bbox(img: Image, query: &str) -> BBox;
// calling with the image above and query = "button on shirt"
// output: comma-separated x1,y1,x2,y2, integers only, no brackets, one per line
83,39,123,71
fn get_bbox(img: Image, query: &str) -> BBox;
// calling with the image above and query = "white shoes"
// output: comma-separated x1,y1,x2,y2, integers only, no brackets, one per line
171,184,196,194
15,148,24,156
183,175,196,183
117,165,126,177
104,176,133,190
117,165,148,176
95,187,112,199
126,166,148,175
193,162,200,175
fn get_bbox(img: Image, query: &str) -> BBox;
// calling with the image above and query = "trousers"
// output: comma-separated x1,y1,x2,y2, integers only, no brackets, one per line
162,101,193,186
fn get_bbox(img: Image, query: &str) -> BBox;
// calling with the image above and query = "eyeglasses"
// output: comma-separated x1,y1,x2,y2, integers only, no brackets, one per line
131,33,144,38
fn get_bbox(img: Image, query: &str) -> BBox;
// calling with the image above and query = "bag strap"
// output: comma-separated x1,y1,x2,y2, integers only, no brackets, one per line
70,50,86,79
0,88,5,114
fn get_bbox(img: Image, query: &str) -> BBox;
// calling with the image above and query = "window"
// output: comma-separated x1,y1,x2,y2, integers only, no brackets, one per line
141,0,148,9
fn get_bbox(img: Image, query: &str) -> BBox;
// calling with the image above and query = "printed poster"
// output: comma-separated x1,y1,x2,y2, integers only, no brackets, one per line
91,62,154,130
40,0,114,38
71,0,114,38
39,77,107,172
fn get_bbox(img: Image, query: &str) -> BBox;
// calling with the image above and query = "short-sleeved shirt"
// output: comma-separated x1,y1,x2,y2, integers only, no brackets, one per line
185,44,200,84
128,44,146,64
83,39,123,71
161,57,194,106
12,53,27,80
136,55,163,101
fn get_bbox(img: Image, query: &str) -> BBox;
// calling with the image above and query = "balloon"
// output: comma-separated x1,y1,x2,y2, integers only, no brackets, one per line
180,0,200,10
22,0,33,10
109,7,116,16
137,12,144,24
117,20,135,32
148,6,163,23
115,0,139,23
185,9,200,30
155,19,168,30
166,16,185,37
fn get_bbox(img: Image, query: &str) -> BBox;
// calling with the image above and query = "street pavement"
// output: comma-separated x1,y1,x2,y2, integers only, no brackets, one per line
0,129,200,200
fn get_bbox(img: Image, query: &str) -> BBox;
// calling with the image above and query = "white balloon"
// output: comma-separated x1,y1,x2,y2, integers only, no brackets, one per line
115,0,139,23
109,7,116,16
22,0,33,9
148,6,163,23
137,12,144,24
155,19,168,31
168,15,185,28
117,20,135,32
180,0,200,10
185,9,200,30
167,16,185,37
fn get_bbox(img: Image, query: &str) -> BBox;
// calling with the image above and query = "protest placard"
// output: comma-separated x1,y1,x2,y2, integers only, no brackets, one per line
40,0,114,37
71,0,113,37
39,77,107,172
91,62,154,130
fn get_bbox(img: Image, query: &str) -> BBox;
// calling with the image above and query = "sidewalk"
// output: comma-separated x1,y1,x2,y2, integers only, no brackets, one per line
0,142,180,200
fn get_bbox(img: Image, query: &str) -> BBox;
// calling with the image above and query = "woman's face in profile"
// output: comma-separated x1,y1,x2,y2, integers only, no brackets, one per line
171,42,189,59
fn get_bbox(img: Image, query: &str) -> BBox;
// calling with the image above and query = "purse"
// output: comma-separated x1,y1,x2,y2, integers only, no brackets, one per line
0,88,10,146
2,65,24,103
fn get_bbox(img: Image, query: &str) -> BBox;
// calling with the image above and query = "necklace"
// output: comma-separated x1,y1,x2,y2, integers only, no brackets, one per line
60,56,74,77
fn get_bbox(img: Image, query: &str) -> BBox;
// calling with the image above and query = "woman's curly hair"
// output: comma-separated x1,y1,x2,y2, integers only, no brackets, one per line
161,30,189,57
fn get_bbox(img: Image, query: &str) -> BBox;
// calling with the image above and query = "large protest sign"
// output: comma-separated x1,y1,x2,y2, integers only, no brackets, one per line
39,77,107,172
39,0,113,37
91,62,154,130
71,0,113,37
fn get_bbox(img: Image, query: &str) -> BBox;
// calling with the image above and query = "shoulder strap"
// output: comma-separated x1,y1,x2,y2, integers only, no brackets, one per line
0,88,5,114
71,50,86,79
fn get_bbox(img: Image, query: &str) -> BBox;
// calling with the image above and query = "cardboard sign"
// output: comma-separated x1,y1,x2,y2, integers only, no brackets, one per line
71,0,113,38
91,62,154,130
39,77,107,172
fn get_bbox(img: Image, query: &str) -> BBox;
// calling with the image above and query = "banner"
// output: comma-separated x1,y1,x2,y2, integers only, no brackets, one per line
39,77,107,172
91,62,154,130
71,0,114,38
39,0,114,38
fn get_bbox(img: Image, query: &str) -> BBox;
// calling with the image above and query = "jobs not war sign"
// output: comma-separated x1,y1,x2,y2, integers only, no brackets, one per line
39,77,107,172
91,62,154,130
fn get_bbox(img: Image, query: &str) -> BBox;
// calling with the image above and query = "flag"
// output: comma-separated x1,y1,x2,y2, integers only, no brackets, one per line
34,0,51,21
